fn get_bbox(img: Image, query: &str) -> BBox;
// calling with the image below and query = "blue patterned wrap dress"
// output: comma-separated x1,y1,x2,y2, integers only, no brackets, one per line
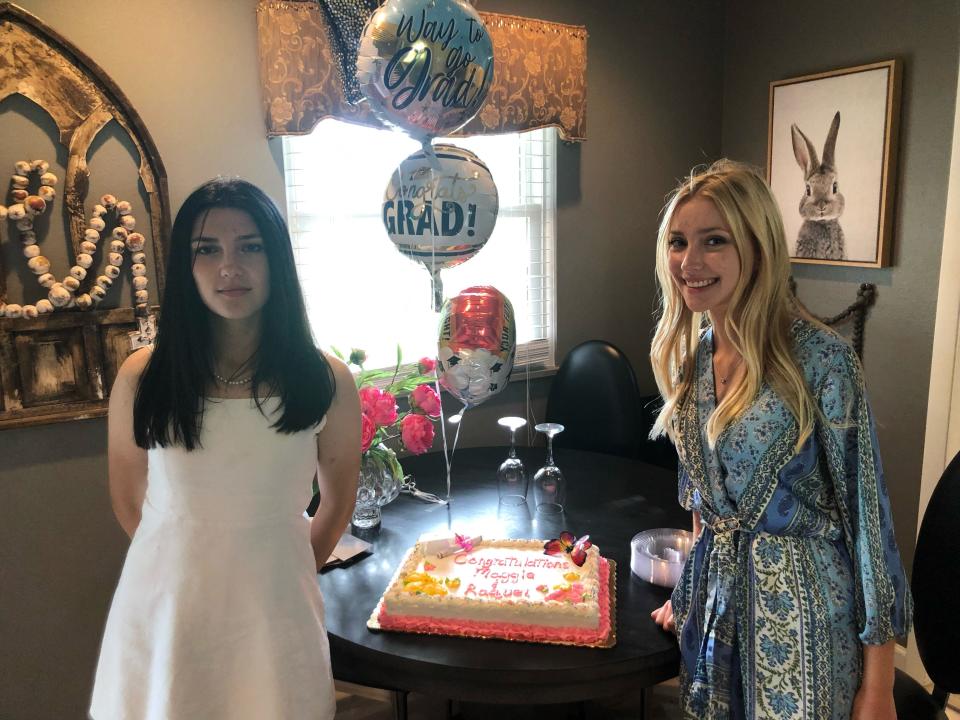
670,319,913,720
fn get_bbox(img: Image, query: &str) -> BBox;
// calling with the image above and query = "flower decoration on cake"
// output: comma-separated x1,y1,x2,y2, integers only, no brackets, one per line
544,531,593,567
401,572,448,596
545,582,586,604
454,533,474,553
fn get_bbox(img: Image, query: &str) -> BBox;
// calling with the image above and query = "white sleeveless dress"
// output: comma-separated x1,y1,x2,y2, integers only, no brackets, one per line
90,398,334,720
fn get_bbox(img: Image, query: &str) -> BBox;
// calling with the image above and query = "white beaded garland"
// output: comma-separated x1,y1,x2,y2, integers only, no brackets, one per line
27,256,50,275
48,284,71,307
126,233,145,252
5,160,151,316
24,196,46,216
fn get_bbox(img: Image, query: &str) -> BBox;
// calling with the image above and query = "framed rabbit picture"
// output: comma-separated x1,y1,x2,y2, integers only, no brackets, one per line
767,59,902,267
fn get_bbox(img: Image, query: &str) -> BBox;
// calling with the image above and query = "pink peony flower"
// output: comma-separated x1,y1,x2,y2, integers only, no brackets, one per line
358,386,397,427
400,413,435,455
418,356,437,375
410,384,441,418
360,413,376,453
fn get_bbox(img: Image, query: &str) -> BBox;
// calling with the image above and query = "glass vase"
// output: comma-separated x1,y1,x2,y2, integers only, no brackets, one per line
352,444,401,529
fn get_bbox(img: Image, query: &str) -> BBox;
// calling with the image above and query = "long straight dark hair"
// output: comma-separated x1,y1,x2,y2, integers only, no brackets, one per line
134,178,335,450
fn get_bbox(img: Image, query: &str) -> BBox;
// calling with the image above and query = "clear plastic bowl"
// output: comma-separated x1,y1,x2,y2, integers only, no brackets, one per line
630,528,694,588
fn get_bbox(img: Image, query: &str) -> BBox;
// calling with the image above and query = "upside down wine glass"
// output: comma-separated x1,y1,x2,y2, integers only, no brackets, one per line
496,416,528,506
533,423,565,514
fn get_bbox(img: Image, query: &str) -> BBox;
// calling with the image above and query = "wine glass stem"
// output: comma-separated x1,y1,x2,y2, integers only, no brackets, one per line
509,429,517,459
546,435,554,465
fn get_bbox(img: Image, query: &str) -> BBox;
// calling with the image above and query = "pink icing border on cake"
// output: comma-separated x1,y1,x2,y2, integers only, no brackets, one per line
378,558,612,645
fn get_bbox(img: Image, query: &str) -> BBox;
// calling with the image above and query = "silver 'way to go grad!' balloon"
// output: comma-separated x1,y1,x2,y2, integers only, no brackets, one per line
357,0,494,141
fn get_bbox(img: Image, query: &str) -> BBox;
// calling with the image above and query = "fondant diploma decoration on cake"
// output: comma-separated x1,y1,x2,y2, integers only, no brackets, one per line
544,531,593,568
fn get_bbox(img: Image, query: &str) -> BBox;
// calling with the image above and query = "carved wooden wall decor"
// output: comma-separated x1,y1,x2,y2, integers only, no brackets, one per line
0,2,170,429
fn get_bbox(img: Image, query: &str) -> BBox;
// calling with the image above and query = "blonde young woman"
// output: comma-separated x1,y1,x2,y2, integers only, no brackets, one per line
648,161,912,720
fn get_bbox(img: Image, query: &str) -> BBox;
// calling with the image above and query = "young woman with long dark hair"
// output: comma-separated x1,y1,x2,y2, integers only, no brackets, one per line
90,178,360,719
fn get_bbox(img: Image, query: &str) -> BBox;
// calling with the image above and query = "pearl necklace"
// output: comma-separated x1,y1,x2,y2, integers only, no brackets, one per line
214,372,252,386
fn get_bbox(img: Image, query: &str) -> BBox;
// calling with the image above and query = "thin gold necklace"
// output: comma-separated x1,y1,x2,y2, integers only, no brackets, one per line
717,355,743,385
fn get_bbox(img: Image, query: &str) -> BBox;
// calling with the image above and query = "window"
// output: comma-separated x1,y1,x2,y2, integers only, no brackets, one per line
282,121,556,373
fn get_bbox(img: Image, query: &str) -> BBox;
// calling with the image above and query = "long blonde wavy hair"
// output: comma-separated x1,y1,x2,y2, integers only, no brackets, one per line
650,160,817,451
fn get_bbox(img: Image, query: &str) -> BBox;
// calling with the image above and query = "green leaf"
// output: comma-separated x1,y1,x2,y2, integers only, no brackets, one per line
330,345,345,361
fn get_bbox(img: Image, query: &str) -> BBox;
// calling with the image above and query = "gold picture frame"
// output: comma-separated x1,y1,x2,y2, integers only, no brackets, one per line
767,59,902,267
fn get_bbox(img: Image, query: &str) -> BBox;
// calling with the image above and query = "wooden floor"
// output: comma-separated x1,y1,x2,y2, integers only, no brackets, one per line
335,679,681,720
336,681,960,720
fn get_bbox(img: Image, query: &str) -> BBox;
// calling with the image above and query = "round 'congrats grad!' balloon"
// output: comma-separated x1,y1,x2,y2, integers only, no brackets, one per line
356,0,494,141
383,143,498,308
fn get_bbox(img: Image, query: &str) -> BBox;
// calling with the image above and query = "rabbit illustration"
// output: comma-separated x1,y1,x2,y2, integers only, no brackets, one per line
791,111,845,260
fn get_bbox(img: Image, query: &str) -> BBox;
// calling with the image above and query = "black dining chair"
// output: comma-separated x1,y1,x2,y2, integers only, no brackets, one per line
893,449,960,719
545,340,644,459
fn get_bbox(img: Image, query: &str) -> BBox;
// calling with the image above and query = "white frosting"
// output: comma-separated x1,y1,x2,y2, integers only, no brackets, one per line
383,539,601,629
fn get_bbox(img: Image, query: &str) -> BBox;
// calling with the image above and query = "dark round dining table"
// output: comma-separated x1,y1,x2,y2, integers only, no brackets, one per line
318,446,689,713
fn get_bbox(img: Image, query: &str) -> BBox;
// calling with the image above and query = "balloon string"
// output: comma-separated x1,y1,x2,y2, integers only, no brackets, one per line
422,140,443,312
444,405,466,502
431,367,453,505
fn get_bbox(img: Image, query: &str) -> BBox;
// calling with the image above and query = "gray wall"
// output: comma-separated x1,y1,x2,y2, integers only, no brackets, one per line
721,0,960,574
0,1,722,718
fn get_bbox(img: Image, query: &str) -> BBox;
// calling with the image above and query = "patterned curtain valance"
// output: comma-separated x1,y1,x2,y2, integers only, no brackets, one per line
256,1,588,141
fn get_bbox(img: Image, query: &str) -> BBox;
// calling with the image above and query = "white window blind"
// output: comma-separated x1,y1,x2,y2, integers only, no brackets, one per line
282,121,556,373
